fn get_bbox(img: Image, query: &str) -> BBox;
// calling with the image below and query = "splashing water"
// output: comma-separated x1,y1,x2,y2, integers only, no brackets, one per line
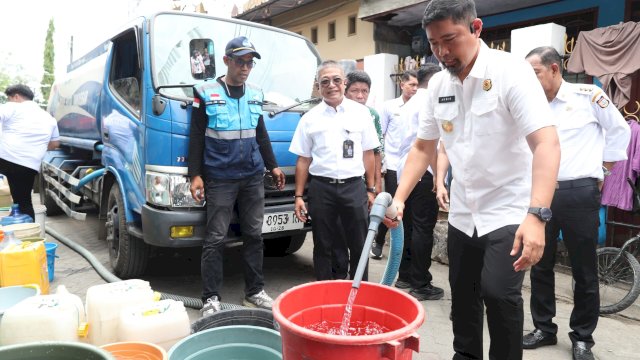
306,320,389,336
339,287,358,335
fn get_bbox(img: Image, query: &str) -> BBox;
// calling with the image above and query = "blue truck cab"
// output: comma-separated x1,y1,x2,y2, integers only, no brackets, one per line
43,12,319,277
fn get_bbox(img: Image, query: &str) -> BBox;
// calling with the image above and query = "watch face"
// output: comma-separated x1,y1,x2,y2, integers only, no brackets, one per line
540,208,552,222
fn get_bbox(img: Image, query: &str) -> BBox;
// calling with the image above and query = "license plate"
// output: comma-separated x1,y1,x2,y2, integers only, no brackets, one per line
262,211,304,233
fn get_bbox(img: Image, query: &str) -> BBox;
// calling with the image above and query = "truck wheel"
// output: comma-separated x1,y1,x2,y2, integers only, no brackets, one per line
264,234,306,257
105,185,149,278
38,172,63,216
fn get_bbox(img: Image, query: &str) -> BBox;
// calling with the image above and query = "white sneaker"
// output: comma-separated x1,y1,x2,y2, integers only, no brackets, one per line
200,296,221,317
243,290,273,309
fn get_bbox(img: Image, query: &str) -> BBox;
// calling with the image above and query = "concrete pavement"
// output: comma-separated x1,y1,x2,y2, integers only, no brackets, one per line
40,202,640,360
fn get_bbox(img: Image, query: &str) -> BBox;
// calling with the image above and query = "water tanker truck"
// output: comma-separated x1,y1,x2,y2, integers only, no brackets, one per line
43,11,319,277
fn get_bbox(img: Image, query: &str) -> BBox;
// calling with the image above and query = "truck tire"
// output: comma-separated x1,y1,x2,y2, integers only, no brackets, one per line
264,234,306,257
38,172,63,216
105,185,149,278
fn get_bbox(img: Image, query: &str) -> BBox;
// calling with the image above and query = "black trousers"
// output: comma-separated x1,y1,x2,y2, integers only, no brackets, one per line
201,174,265,302
397,172,438,288
530,180,600,345
374,170,398,246
309,177,369,281
449,224,525,360
0,158,37,220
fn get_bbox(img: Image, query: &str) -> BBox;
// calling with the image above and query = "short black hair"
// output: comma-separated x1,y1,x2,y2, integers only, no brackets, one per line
417,64,441,86
401,70,417,82
346,70,371,91
5,84,34,100
525,46,562,68
422,0,477,29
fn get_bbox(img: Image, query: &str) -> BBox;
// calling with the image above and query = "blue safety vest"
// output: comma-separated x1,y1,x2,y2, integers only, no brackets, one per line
194,82,265,180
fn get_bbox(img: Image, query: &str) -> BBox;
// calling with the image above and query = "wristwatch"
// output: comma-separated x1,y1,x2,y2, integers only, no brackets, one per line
528,207,552,222
366,186,376,194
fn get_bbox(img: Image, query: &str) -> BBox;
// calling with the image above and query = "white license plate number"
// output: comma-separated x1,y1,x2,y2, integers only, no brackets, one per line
262,211,304,233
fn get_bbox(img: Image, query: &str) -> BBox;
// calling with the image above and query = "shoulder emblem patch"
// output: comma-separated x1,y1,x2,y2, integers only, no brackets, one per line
596,95,609,109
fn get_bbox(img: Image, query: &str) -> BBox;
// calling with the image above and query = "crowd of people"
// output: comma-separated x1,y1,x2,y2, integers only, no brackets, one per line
185,0,631,357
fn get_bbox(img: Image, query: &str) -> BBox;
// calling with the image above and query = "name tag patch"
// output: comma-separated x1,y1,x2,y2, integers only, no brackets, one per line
205,99,227,105
439,96,455,103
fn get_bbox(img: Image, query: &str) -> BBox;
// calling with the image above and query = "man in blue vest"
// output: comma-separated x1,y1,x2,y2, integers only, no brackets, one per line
188,36,285,318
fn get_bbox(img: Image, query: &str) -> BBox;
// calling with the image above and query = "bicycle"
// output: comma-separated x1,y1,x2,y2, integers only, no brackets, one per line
597,178,640,314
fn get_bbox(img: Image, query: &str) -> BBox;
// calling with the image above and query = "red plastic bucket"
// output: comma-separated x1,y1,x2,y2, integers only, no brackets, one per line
273,280,425,360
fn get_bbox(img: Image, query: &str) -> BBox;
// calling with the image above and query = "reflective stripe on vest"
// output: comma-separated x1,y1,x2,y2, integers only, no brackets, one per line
205,128,257,140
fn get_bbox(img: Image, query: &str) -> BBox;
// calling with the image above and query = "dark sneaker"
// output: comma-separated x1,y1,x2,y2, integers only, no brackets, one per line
200,296,221,318
522,329,557,349
572,341,594,360
370,242,383,259
243,290,274,310
394,279,411,289
409,284,444,300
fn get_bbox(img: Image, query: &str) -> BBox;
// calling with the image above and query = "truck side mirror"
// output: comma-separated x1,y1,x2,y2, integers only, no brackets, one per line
152,95,167,116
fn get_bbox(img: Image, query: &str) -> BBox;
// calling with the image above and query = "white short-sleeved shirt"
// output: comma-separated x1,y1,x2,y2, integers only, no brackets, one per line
396,88,435,182
418,41,556,237
378,97,406,171
289,97,380,179
0,101,59,171
550,81,629,181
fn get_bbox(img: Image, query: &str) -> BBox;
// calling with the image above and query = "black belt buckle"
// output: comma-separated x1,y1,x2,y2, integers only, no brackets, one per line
329,178,345,184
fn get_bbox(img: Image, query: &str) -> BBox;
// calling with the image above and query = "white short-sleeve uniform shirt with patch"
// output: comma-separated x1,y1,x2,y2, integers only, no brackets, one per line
550,81,629,181
417,41,556,237
289,97,380,179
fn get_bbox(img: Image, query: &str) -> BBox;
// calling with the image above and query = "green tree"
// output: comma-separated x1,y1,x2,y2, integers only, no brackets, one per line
41,18,55,102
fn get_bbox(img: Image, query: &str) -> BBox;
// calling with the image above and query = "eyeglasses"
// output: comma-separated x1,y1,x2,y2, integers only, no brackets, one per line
319,77,344,87
231,57,256,68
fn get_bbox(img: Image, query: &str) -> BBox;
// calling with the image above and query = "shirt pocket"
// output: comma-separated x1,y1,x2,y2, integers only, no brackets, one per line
471,96,504,135
561,106,596,130
344,123,363,144
206,104,230,129
434,104,459,136
248,103,262,128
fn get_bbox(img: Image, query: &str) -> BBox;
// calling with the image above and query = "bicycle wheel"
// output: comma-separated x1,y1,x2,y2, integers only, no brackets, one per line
597,247,640,315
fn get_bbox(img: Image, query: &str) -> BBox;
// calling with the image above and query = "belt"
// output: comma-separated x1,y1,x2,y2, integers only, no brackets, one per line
312,175,362,184
556,178,597,190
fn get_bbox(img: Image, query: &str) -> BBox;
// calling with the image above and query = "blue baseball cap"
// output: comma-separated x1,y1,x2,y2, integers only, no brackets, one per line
225,36,261,59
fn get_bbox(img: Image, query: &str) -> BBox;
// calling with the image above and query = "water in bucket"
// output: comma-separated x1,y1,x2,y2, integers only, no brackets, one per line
273,281,425,360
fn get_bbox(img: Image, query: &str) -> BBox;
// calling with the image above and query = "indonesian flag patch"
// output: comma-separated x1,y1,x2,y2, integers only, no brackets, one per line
192,97,200,108
210,93,219,99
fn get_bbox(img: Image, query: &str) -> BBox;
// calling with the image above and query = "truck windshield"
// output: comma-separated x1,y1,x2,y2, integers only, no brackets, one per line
151,13,321,108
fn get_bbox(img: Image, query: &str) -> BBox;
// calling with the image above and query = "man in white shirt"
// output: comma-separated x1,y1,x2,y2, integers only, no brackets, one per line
290,60,379,281
371,70,418,260
387,1,561,359
0,84,59,221
394,64,444,301
523,46,630,360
